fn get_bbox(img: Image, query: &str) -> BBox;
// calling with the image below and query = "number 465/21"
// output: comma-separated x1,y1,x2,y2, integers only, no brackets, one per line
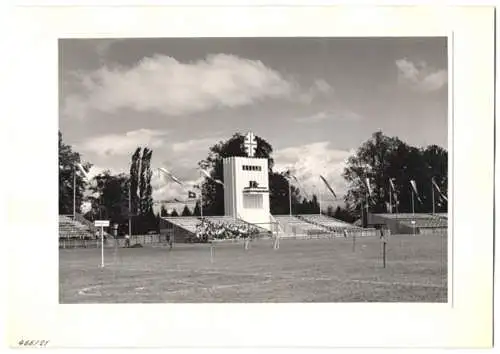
17,339,50,347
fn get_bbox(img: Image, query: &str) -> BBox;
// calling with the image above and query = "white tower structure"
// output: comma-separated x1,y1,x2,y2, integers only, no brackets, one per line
223,132,271,229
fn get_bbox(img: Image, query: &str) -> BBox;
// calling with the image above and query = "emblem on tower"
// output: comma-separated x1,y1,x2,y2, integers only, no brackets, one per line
244,132,257,157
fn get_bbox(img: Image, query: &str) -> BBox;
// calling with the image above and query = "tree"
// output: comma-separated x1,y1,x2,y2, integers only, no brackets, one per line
160,204,168,217
139,147,154,215
181,205,192,216
129,147,154,216
59,131,92,215
343,131,448,215
170,209,179,217
129,147,141,214
193,201,201,216
269,171,302,215
87,171,129,225
421,145,448,212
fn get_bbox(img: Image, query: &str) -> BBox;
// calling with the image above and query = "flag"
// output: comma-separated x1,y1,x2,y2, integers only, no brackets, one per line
389,178,399,203
158,167,183,185
432,177,448,202
188,191,196,199
75,163,89,179
284,172,310,198
320,175,337,198
199,168,224,186
389,178,396,192
287,171,299,183
365,177,373,197
410,180,423,204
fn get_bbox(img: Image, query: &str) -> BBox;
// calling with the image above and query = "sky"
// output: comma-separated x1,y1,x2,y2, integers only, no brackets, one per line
59,37,448,212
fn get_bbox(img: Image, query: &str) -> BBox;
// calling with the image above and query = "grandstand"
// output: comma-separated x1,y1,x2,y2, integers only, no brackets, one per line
159,213,379,242
160,215,271,243
59,214,118,248
59,215,95,239
368,213,448,235
298,214,357,231
273,215,328,238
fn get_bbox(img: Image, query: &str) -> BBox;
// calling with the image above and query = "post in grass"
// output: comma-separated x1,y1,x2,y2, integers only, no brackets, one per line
352,230,356,252
210,241,214,263
94,219,110,268
273,231,280,250
100,226,104,268
381,228,387,268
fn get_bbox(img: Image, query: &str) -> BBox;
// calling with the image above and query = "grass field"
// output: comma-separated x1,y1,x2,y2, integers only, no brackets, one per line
59,233,447,303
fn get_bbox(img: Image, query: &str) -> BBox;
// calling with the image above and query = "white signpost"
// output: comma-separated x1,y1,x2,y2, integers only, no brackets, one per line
94,220,110,267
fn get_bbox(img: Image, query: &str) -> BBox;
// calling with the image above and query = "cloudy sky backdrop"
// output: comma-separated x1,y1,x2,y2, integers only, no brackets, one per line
59,37,448,212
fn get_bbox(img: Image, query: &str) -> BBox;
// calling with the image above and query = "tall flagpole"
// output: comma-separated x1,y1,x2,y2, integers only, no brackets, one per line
288,180,292,216
128,181,132,236
365,191,369,226
411,187,415,215
316,183,322,215
389,179,392,214
73,166,76,219
411,187,415,235
431,179,435,215
200,188,204,218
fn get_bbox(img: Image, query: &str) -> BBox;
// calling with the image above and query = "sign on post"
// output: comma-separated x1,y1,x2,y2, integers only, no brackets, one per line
94,220,110,227
94,220,109,268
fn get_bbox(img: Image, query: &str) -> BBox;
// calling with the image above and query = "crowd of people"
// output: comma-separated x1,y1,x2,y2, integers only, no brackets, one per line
194,218,260,242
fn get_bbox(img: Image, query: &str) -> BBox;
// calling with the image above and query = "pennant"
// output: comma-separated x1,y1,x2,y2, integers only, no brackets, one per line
389,178,396,192
199,168,224,186
158,167,183,185
432,177,448,202
285,170,299,183
75,163,90,180
389,177,399,203
284,172,310,198
365,177,373,197
320,175,337,198
410,180,423,204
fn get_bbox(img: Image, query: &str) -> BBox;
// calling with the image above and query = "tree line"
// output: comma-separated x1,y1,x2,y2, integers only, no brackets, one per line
59,129,447,231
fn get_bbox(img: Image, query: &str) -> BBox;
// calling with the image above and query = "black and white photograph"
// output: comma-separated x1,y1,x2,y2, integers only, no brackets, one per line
59,37,448,303
6,5,494,349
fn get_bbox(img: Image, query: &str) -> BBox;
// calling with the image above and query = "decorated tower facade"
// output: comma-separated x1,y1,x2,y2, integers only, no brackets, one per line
223,132,271,228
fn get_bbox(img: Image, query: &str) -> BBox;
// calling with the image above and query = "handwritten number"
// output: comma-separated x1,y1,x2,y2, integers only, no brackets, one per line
17,339,50,347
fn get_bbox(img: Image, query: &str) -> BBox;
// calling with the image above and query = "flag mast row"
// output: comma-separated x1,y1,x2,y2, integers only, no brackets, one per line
69,162,446,220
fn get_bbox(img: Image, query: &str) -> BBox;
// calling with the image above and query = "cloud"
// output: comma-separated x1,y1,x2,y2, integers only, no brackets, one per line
63,53,306,119
172,137,224,153
94,39,126,62
77,129,168,157
298,79,334,103
274,142,353,202
395,58,447,92
294,109,362,124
